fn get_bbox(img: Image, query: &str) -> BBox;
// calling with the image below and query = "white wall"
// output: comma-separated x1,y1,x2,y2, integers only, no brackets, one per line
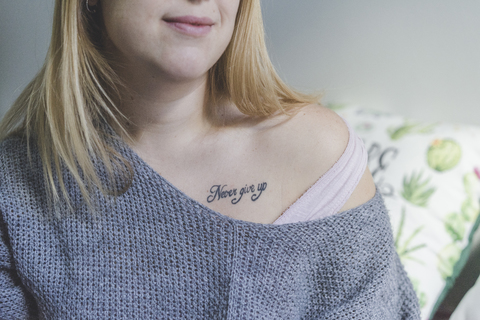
1,1,480,125
0,0,53,118
262,0,480,126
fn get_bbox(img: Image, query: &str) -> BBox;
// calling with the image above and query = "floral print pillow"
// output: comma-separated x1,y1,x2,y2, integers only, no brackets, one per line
334,105,480,320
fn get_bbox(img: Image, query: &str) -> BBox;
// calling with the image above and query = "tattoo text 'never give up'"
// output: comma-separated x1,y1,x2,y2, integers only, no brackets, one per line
207,182,268,205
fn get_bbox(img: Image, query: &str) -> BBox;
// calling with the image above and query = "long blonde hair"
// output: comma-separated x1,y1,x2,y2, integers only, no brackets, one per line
0,0,317,209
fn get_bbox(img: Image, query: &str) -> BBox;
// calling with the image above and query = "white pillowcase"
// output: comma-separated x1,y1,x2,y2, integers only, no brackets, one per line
334,105,480,319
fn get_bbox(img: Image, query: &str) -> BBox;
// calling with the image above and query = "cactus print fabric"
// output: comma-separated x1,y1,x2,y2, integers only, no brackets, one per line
334,105,480,320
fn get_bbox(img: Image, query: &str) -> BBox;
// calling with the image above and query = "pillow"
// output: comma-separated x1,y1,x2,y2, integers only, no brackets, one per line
333,104,480,320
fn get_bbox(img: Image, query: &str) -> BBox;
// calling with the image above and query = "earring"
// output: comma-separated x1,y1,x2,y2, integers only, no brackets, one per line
86,0,97,13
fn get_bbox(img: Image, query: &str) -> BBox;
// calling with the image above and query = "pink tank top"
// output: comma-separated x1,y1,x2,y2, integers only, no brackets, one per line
272,118,367,225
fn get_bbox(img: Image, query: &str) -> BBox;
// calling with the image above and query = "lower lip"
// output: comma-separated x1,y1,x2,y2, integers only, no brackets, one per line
165,21,213,37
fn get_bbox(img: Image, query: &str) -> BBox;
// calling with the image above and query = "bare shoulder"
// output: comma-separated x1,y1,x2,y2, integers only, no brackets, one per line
256,103,376,212
260,104,350,174
287,103,349,161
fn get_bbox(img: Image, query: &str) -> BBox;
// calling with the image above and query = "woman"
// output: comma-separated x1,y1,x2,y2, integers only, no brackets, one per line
0,0,420,319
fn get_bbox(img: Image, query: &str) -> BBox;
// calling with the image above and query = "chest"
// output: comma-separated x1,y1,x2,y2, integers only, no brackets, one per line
150,163,290,223
8,197,384,319
134,148,305,224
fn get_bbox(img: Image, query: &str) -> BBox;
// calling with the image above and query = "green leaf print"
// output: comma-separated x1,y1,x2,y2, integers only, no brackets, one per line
444,212,465,242
394,208,428,310
461,198,480,223
438,171,480,280
461,172,480,222
402,171,436,207
463,172,479,196
437,243,462,280
388,122,436,140
427,139,462,172
394,207,427,265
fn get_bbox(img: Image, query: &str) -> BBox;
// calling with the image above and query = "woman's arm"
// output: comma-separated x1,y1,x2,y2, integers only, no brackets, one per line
340,166,377,212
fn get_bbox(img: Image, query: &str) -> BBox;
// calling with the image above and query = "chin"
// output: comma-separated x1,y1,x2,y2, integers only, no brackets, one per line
158,67,208,83
157,57,214,83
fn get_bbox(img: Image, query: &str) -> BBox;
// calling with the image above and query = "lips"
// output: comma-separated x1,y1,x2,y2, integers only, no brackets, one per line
163,15,214,36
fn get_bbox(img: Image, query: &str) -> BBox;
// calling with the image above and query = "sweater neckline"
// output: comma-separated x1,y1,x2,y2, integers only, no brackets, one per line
119,137,380,228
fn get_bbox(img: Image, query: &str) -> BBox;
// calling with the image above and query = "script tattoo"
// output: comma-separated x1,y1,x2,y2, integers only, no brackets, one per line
207,182,268,205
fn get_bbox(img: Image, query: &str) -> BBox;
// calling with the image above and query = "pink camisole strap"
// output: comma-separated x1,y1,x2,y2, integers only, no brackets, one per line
272,118,367,225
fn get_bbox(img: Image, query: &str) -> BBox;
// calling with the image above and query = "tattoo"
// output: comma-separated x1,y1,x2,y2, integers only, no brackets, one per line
207,182,268,205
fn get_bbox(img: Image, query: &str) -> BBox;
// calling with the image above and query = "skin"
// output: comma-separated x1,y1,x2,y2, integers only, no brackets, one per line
92,0,376,223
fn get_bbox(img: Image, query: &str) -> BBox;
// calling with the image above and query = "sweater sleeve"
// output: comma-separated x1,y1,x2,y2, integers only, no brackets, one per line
0,212,38,320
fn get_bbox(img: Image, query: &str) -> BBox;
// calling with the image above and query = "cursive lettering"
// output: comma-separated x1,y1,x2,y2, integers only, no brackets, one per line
366,141,399,197
207,185,237,203
207,182,268,205
251,182,267,201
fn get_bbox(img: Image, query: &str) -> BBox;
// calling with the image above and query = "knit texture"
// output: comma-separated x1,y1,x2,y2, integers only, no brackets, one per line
0,135,421,320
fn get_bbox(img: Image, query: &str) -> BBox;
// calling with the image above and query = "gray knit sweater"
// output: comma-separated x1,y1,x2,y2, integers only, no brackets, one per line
0,135,420,319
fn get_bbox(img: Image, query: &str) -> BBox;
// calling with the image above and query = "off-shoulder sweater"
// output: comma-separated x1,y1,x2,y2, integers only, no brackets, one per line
0,128,420,319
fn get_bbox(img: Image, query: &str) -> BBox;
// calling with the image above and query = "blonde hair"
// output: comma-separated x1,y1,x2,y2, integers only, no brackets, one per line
0,0,318,209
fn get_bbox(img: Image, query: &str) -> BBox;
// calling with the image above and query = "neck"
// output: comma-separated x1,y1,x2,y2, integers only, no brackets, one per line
115,64,213,149
110,54,248,152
